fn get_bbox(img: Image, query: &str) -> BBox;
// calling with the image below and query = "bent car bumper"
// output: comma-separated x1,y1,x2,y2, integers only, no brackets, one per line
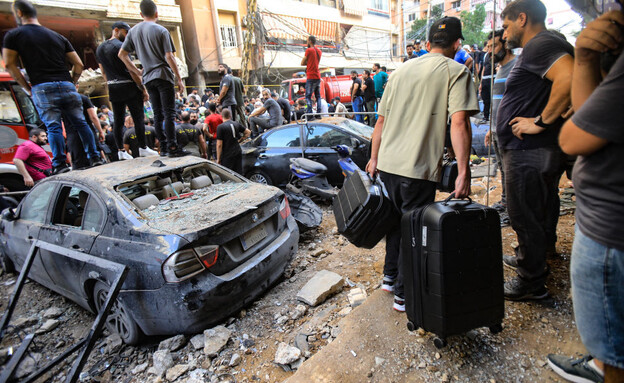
122,216,299,336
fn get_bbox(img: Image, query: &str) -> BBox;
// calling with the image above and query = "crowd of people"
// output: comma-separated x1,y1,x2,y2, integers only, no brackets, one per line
1,0,622,381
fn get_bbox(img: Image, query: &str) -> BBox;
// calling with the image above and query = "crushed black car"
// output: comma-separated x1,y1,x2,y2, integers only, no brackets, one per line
0,156,299,344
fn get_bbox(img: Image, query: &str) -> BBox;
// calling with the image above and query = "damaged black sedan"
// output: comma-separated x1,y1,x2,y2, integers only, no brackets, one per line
0,157,299,344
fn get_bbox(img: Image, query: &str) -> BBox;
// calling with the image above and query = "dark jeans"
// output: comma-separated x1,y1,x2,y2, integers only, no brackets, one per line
111,84,146,150
481,78,492,120
249,116,279,137
492,131,506,205
365,99,376,127
305,79,321,116
145,79,178,151
503,147,565,283
380,171,437,298
222,154,242,174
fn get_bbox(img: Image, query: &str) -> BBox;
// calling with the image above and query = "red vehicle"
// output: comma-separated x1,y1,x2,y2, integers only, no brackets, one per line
280,74,355,107
0,71,48,192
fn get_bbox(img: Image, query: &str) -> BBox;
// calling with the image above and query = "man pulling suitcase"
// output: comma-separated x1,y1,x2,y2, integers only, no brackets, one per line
365,17,478,312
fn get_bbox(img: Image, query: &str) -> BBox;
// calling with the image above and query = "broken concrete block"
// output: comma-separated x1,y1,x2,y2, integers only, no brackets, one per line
132,362,149,374
347,287,367,307
203,325,232,357
14,352,41,379
43,307,64,319
159,334,187,352
190,334,204,350
152,350,175,377
35,319,59,334
274,342,301,365
104,334,123,354
229,353,241,367
290,304,308,320
165,364,189,381
296,270,344,306
13,316,38,329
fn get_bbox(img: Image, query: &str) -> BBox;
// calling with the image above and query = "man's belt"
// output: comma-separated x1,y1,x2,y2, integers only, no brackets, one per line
107,79,134,85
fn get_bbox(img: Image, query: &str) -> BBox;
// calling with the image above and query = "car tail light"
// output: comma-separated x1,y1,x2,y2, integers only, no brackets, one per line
279,197,291,219
162,245,220,283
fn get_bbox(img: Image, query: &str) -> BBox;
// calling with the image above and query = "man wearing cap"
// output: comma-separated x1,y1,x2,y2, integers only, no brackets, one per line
455,44,473,69
96,21,158,160
414,40,428,57
366,17,478,312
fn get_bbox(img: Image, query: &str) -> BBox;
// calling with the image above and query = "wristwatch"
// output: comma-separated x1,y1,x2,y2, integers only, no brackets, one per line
534,115,552,128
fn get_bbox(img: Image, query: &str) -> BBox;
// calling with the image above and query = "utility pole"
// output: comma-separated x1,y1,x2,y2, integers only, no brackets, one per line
425,1,432,41
241,0,257,88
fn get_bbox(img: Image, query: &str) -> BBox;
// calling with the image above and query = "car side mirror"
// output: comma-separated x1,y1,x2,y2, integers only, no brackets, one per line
1,208,16,222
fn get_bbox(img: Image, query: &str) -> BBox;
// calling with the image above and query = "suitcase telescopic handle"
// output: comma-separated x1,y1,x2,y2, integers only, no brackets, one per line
442,192,473,206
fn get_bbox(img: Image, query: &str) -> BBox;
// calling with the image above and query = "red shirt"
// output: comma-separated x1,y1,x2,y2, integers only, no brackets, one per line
14,140,52,182
305,47,321,80
204,114,223,137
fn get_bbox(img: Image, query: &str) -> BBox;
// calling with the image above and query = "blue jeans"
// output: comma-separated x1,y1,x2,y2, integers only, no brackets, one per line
305,79,321,116
352,96,364,123
571,226,624,368
32,81,99,167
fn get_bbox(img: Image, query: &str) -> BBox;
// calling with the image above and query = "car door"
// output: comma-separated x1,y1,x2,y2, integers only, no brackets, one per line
254,125,304,187
303,124,355,186
37,183,104,302
3,181,56,285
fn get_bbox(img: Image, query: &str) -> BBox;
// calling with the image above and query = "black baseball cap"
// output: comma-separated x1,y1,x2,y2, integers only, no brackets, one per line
112,21,130,31
429,17,464,44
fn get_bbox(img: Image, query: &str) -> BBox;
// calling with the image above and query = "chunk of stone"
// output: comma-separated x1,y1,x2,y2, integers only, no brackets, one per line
14,353,41,379
375,357,386,366
43,307,64,319
190,334,204,350
104,334,123,354
152,350,175,377
274,342,301,365
229,353,241,367
290,304,308,320
347,287,367,307
166,364,190,381
203,326,232,357
159,335,187,352
12,316,38,329
294,333,310,354
296,270,344,306
35,319,59,334
132,362,149,374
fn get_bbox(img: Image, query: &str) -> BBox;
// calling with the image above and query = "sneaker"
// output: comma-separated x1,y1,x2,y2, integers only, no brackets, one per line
504,276,549,301
90,159,104,167
118,150,133,160
51,164,70,175
167,147,191,158
393,295,405,312
491,201,506,212
547,354,604,383
500,212,511,227
160,149,169,157
477,118,489,125
503,255,518,270
139,146,158,157
381,276,395,293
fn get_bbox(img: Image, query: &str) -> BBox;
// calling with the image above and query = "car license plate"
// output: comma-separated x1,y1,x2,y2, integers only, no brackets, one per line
241,224,267,250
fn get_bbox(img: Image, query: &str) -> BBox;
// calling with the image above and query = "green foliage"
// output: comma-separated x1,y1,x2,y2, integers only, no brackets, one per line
408,5,443,42
460,4,488,47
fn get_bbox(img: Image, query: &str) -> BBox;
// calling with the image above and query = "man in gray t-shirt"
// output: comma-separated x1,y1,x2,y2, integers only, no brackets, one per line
118,0,188,157
217,63,238,123
248,89,283,137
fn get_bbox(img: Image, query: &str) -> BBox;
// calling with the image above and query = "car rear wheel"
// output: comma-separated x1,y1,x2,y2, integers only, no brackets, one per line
247,171,272,185
93,281,142,345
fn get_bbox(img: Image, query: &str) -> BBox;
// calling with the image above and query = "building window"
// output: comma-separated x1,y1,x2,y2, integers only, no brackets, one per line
300,0,336,6
408,13,416,21
370,0,388,11
220,25,237,48
451,1,461,9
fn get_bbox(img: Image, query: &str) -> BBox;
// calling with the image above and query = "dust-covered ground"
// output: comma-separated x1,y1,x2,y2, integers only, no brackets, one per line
0,167,584,383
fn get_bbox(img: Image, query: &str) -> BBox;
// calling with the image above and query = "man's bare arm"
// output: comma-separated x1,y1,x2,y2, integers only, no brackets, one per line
118,49,149,102
65,51,84,84
365,115,384,177
12,158,33,187
464,56,473,69
164,52,185,93
450,111,472,198
218,85,229,104
87,107,105,141
3,48,31,94
301,54,308,66
249,106,266,118
542,54,574,123
198,134,207,158
216,140,223,164
351,83,360,99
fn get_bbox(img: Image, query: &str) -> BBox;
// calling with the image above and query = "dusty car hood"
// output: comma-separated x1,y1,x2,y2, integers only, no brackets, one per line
141,182,279,236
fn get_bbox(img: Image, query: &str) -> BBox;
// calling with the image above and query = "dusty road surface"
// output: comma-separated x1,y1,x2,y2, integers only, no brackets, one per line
0,168,584,383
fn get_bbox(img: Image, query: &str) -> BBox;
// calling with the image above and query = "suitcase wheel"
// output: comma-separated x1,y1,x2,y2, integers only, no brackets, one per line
433,337,447,349
489,323,503,334
406,321,416,332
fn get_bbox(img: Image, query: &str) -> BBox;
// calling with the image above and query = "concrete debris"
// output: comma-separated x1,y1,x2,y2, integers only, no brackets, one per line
35,319,59,334
291,304,308,320
338,307,353,316
132,362,149,374
276,315,289,326
442,373,450,382
13,316,38,329
229,353,241,367
190,334,204,350
14,352,42,379
203,325,232,357
375,357,386,366
105,334,123,354
347,287,367,307
42,307,64,319
159,334,187,352
166,364,190,381
296,270,344,306
294,333,310,354
152,350,175,377
274,342,301,365
290,357,304,370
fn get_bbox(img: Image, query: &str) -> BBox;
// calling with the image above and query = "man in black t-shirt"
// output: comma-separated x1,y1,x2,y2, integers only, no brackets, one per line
123,116,158,158
96,21,158,161
498,0,574,301
2,0,101,174
248,89,283,137
361,70,376,127
216,109,250,173
175,111,207,158
272,92,292,124
350,71,364,123
64,93,106,169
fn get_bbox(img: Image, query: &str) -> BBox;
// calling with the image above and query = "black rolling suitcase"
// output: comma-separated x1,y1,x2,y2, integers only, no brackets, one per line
333,169,399,249
402,194,504,348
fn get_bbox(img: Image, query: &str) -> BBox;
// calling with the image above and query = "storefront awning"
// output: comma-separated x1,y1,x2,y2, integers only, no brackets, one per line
303,18,336,42
261,13,337,43
340,0,366,17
